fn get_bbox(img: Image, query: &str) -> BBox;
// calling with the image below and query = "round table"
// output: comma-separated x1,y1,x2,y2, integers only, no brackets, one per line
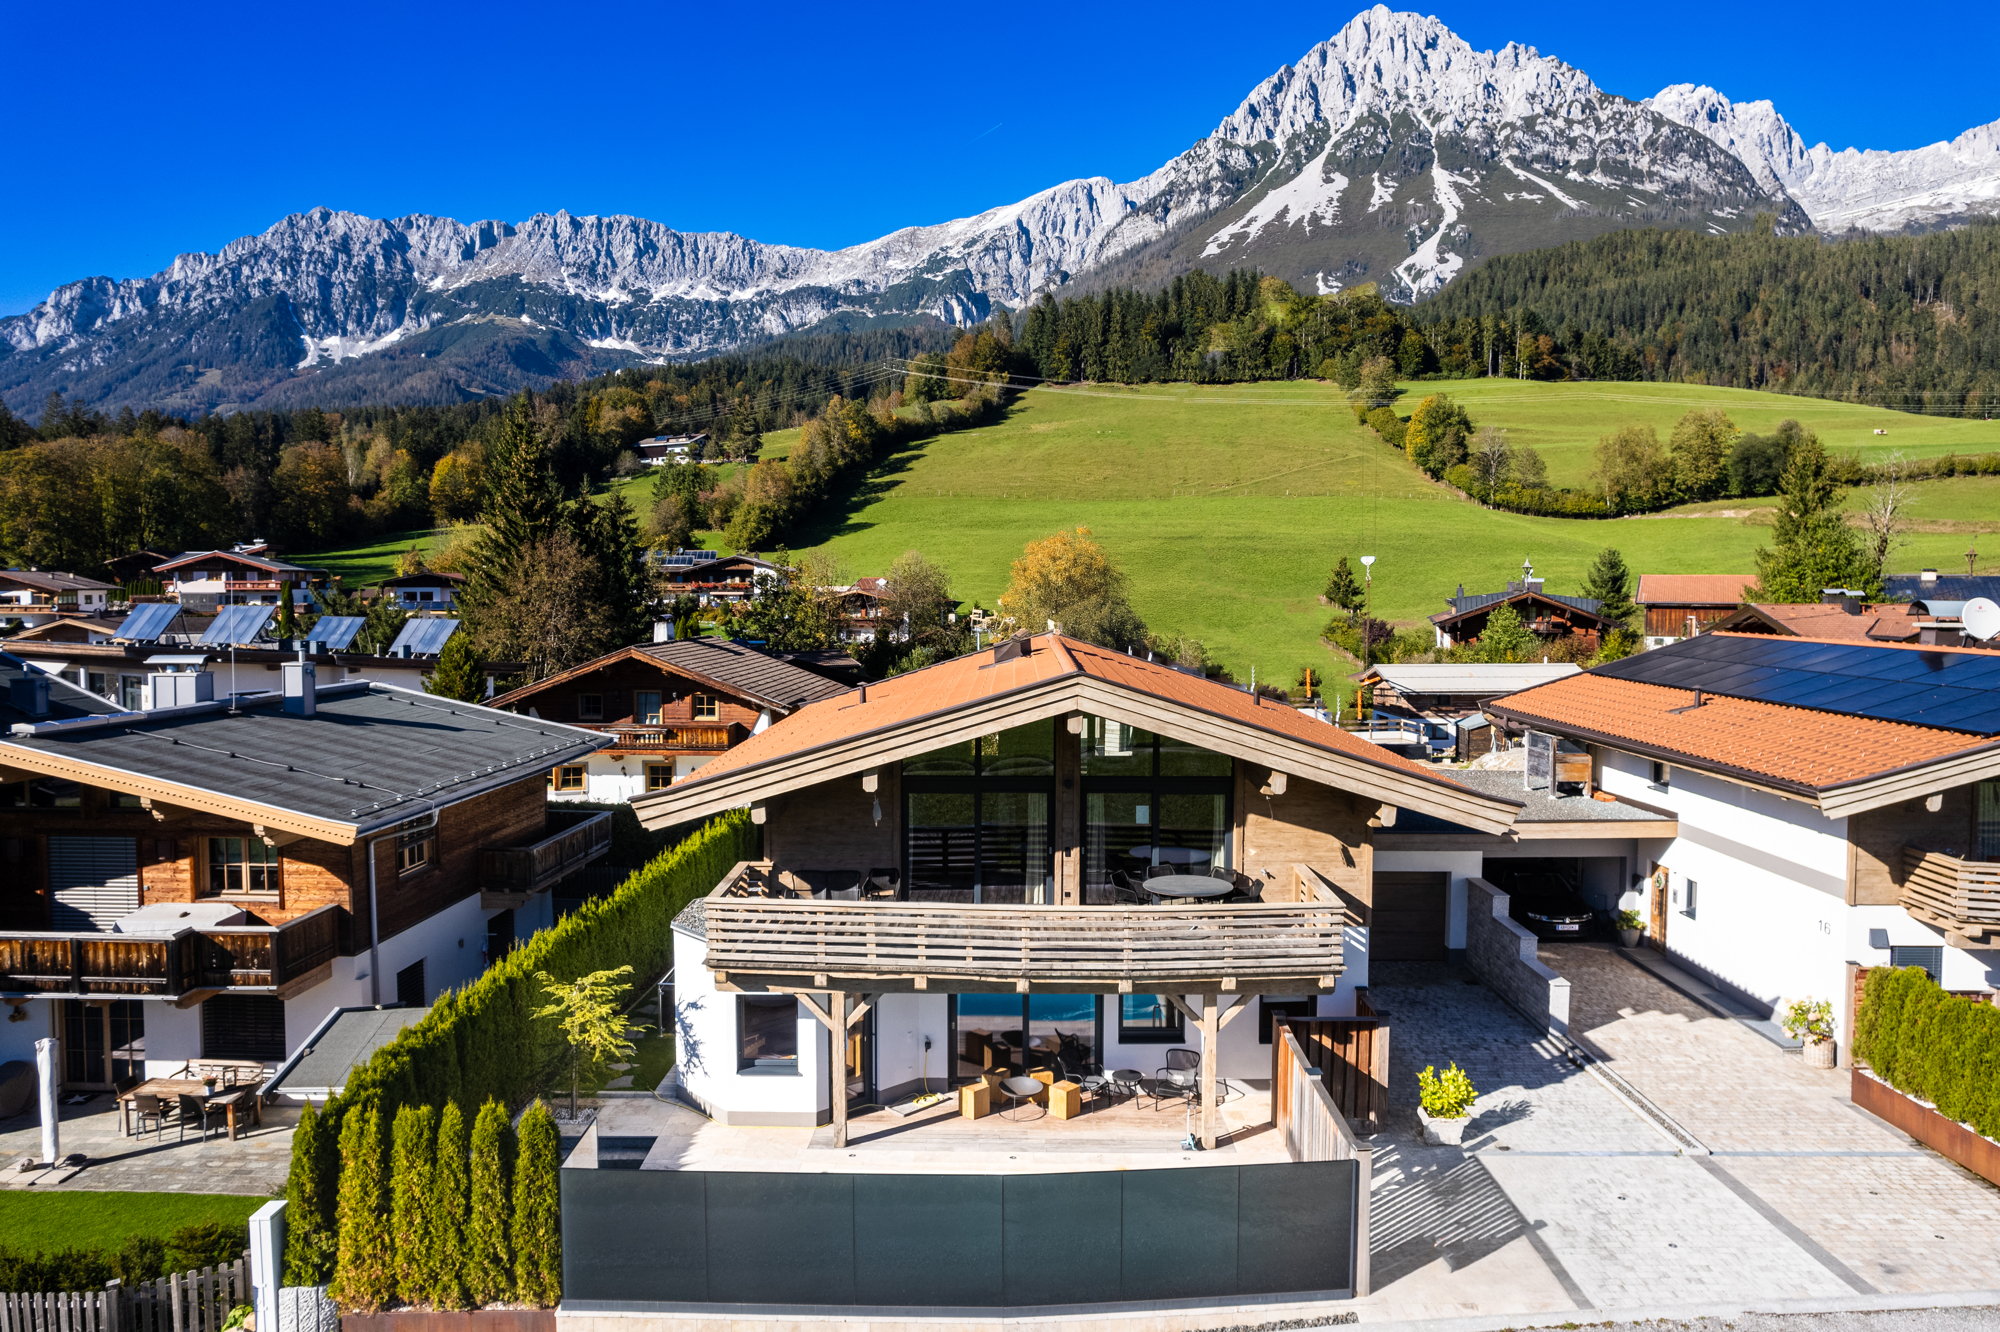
1125,846,1212,866
1144,873,1232,901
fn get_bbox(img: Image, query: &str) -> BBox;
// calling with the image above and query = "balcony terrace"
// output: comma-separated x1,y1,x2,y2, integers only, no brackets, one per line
1901,846,2000,945
596,722,741,754
0,904,341,1002
480,807,614,908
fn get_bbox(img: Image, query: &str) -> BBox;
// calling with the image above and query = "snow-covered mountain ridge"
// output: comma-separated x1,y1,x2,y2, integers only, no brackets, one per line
6,5,1996,415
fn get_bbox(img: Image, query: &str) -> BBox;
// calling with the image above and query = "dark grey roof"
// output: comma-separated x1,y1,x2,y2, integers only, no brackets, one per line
0,681,606,834
636,638,850,710
268,1006,430,1094
1435,588,1605,621
1882,574,2000,603
1388,766,1673,833
0,569,117,593
0,651,125,726
673,896,707,939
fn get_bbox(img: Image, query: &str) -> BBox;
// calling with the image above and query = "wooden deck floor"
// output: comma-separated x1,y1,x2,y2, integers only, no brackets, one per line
581,1081,1286,1175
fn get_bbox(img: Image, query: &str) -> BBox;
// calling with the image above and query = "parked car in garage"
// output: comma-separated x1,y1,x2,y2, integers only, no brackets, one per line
1499,871,1598,940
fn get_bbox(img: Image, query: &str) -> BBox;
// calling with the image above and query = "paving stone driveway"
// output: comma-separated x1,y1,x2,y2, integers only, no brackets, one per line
1358,948,2000,1321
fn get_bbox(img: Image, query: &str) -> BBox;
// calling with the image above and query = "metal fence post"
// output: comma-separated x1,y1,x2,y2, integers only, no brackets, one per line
247,1202,284,1332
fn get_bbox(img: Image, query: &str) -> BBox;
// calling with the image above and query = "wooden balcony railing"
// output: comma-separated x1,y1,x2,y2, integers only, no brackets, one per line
701,865,1346,993
0,905,345,1000
598,723,740,752
1900,846,2000,944
481,809,614,907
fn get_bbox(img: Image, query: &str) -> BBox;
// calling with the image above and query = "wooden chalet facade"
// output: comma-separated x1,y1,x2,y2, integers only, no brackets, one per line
491,637,848,803
633,633,1521,1151
0,569,118,628
1635,574,1758,646
1430,573,1613,651
657,553,781,604
0,650,605,1088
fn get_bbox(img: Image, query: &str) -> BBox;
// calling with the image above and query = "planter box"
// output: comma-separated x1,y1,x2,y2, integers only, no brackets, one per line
343,1313,554,1332
1418,1107,1469,1146
1851,1069,2000,1189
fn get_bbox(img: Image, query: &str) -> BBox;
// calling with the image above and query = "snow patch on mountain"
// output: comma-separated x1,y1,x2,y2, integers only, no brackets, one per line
1203,148,1348,255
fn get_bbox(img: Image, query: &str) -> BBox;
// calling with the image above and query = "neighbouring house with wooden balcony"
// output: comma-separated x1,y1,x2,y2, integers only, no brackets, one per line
0,569,118,631
1480,632,2000,1064
551,634,1522,1312
0,648,606,1090
152,550,331,611
491,636,849,803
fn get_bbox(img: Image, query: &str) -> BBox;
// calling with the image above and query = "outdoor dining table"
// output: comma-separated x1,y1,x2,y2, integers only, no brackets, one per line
116,1079,261,1141
1143,873,1232,903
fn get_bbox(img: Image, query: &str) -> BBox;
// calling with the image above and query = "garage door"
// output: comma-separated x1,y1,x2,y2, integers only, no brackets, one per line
1372,872,1449,961
47,837,139,931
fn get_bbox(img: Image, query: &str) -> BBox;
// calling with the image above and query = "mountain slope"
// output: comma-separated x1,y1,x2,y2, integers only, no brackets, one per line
1,5,1985,417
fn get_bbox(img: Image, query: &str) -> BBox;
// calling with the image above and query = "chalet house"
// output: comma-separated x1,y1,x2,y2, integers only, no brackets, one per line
657,553,781,605
1635,574,1758,648
0,649,607,1090
1481,632,2000,1060
1354,663,1580,757
375,569,464,611
154,551,331,611
102,550,174,588
3,616,130,647
571,633,1525,1311
636,434,707,464
491,637,849,802
1430,567,1613,652
0,570,118,629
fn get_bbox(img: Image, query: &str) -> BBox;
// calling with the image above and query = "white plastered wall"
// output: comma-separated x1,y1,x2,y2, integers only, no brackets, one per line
672,925,826,1126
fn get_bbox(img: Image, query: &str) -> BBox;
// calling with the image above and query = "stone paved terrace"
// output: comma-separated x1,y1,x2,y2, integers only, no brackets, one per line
0,1090,297,1196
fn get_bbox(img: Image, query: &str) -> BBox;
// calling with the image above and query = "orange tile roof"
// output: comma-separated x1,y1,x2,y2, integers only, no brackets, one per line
1726,601,1924,642
1488,668,1991,791
1636,574,1760,605
677,633,1465,793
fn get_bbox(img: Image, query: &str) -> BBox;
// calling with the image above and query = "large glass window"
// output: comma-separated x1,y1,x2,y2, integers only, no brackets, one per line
208,838,279,895
904,722,1054,903
954,994,1098,1080
738,996,799,1072
1118,994,1184,1044
1080,717,1233,903
1980,781,2000,859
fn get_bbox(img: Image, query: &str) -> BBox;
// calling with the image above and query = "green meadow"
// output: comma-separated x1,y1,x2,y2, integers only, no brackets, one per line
302,379,2000,685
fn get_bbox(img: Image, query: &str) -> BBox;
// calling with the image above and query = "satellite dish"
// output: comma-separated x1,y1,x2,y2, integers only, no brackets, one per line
1962,597,2000,641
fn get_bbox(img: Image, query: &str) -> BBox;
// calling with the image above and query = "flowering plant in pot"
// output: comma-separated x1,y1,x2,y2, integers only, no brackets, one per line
1779,996,1837,1068
1614,908,1644,948
1416,1062,1478,1145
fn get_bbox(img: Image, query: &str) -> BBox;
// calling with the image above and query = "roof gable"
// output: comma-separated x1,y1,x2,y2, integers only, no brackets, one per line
1432,588,1608,627
1635,574,1760,605
490,637,848,713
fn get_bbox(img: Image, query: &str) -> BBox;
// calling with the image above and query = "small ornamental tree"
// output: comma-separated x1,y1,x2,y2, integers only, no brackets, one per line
390,1104,437,1306
329,1105,394,1312
429,1102,471,1310
512,1102,562,1307
465,1098,516,1306
1324,556,1362,611
281,1101,338,1286
424,631,484,702
532,966,638,1118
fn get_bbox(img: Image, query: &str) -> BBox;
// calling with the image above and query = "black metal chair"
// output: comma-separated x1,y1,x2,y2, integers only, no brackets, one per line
1145,864,1178,880
1152,1048,1200,1111
865,867,902,900
1110,871,1149,905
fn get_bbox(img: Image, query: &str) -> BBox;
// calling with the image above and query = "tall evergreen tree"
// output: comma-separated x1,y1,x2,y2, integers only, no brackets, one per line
465,1099,515,1307
1475,602,1536,663
566,494,652,650
424,632,485,702
1754,432,1874,601
1579,548,1637,626
329,1105,395,1312
482,393,564,551
429,1102,471,1310
1324,556,1363,610
512,1102,562,1307
391,1104,438,1306
282,1101,339,1286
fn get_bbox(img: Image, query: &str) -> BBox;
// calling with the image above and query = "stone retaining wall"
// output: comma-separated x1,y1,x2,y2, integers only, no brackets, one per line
1465,877,1570,1037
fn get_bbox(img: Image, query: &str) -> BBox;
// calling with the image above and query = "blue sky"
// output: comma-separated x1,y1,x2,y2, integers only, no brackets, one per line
3,0,1994,316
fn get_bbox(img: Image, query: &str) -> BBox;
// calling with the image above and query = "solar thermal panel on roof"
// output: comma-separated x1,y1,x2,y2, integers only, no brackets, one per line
1595,634,2000,735
199,605,275,646
309,616,366,650
115,603,180,642
387,618,458,657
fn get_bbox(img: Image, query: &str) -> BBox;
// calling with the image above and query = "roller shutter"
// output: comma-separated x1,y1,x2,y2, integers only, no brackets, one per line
200,994,288,1062
47,837,139,932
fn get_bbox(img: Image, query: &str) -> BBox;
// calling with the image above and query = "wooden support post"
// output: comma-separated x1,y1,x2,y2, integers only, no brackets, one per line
829,989,848,1148
1200,994,1219,1150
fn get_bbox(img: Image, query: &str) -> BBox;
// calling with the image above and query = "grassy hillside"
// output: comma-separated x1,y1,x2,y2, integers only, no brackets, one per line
300,379,2000,686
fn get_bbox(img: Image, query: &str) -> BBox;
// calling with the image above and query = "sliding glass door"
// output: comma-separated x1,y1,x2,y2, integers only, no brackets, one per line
904,722,1054,903
1081,718,1233,902
952,994,1100,1081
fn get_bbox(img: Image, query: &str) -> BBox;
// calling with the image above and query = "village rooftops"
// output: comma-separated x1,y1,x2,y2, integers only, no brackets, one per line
152,550,327,577
493,636,850,716
1484,633,2000,816
1635,574,1759,606
1354,663,1581,696
0,679,605,841
634,632,1524,835
1708,600,1934,644
0,569,117,595
0,650,125,725
1882,572,2000,602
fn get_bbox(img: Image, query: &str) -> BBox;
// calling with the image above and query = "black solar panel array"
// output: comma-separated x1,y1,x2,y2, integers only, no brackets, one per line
1594,635,2000,736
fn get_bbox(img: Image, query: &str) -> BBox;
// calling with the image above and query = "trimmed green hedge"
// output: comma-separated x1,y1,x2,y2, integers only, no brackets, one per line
290,811,756,1302
1853,964,2000,1140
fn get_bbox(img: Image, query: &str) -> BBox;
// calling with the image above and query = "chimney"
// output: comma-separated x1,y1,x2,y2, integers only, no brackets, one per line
1921,568,1939,584
1821,588,1847,606
283,654,316,717
148,670,214,710
653,619,677,643
8,675,49,720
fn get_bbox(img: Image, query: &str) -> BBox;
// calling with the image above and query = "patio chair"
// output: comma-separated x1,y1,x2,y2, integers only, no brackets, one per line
176,1094,228,1143
999,1076,1046,1120
1110,871,1149,905
131,1093,167,1138
1152,1048,1200,1111
864,867,902,900
1145,864,1178,880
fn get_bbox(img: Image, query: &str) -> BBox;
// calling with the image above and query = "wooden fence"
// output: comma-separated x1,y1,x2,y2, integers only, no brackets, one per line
1275,1015,1390,1133
0,1254,249,1332
1271,1027,1371,1298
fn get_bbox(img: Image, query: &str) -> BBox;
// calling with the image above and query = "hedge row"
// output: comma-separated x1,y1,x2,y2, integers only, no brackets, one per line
0,1223,247,1295
285,811,757,1304
1441,464,1614,517
1853,964,2000,1139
